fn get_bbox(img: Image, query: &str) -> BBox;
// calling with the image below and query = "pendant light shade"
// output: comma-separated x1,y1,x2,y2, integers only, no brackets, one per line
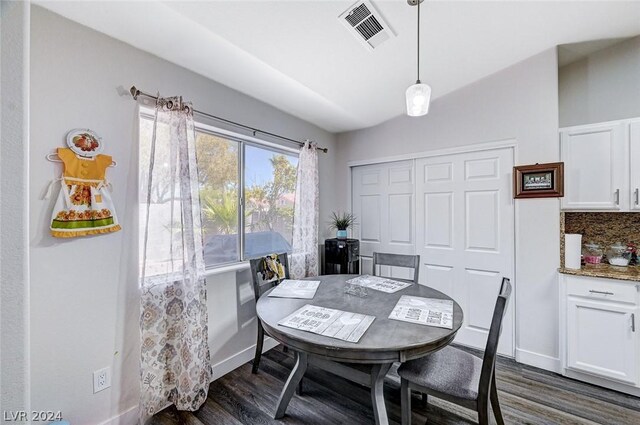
406,81,431,117
406,0,430,117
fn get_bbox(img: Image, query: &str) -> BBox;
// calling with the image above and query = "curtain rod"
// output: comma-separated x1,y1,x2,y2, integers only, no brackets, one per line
129,86,328,153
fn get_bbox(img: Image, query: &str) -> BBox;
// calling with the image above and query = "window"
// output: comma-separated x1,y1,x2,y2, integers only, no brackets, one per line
140,113,298,269
244,144,298,259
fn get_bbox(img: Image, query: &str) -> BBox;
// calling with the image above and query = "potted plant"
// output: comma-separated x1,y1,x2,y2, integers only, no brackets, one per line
329,212,356,239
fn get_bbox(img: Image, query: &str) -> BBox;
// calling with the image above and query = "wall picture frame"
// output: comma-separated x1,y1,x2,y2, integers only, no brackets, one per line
513,162,564,199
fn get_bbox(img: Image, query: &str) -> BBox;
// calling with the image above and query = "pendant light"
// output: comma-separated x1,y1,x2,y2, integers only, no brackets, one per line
406,0,431,117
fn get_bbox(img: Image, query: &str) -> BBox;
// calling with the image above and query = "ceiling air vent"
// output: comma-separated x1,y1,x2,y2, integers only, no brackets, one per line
339,1,395,51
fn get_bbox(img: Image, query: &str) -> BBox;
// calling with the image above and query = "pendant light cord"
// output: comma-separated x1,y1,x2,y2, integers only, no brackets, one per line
416,0,421,83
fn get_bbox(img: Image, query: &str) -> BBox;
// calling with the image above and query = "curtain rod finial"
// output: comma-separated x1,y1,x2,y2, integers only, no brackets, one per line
130,86,140,99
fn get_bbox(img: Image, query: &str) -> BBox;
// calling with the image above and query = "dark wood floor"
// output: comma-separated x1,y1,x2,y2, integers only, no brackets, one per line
151,346,640,425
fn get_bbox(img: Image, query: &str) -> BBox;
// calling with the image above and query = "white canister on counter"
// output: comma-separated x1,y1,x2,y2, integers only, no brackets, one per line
565,234,582,269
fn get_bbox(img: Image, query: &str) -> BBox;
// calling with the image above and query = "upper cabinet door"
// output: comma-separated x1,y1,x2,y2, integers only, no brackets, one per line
629,120,640,211
561,122,627,210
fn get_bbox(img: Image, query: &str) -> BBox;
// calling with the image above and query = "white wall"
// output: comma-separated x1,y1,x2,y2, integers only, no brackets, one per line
29,6,337,424
1,0,31,416
335,49,561,371
559,36,640,127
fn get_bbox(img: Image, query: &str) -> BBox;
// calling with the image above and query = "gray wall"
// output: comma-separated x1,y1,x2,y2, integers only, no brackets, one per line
29,6,337,424
335,49,562,370
559,36,640,127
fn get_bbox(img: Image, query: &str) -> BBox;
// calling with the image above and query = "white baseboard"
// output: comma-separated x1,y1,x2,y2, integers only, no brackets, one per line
515,348,561,373
98,405,138,425
212,337,280,380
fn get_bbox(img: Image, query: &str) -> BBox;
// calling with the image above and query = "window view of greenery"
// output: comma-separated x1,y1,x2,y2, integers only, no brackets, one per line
244,145,298,259
140,115,298,271
196,132,241,266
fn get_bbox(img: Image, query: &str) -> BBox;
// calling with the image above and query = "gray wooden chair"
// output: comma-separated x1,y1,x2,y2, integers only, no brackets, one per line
249,253,290,374
398,277,512,425
372,252,421,283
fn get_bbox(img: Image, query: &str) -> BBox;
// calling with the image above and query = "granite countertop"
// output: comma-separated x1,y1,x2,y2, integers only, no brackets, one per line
559,263,640,282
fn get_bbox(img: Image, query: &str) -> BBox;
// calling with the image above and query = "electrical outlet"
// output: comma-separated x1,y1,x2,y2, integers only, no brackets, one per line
93,367,111,393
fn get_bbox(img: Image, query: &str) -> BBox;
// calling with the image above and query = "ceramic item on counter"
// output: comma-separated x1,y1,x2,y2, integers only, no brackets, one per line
607,242,631,267
583,242,603,264
627,242,638,265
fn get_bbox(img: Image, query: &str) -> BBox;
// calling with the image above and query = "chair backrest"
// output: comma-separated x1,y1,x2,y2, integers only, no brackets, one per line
372,252,420,283
249,252,290,302
478,277,512,403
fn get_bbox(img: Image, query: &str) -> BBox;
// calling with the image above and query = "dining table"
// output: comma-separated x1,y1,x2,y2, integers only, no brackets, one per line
256,274,464,425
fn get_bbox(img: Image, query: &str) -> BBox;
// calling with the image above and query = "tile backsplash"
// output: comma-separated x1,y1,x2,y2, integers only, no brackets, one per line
563,212,640,248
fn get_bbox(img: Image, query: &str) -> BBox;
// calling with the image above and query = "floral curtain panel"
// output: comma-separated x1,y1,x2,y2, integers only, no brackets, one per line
290,141,320,278
139,96,212,420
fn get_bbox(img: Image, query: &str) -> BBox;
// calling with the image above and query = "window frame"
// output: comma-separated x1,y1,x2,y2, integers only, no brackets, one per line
139,108,299,271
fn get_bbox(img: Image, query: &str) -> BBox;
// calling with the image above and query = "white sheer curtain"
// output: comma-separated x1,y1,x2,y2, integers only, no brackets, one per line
139,96,211,420
290,141,319,278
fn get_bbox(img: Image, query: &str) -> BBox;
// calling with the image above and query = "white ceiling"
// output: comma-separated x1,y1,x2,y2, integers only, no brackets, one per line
37,1,640,133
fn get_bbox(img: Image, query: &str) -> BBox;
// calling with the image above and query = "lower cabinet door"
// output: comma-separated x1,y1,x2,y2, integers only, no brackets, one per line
567,297,638,384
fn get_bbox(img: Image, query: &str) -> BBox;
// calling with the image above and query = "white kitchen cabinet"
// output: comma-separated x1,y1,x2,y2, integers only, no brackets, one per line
560,274,640,393
629,121,640,211
560,121,627,210
567,298,637,384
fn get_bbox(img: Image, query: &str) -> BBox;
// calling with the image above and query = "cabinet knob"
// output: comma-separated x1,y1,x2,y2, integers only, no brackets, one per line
635,188,639,206
632,313,636,333
614,189,620,205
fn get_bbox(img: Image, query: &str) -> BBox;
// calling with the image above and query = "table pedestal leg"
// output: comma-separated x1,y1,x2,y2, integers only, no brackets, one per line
370,363,393,425
274,351,308,419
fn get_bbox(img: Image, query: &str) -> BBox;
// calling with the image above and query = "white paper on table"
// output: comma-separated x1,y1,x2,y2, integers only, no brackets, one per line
322,311,376,343
345,274,412,293
267,279,321,299
388,295,453,329
278,304,375,343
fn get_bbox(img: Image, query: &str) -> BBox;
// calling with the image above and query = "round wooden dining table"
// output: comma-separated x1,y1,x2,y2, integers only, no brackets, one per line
256,274,463,425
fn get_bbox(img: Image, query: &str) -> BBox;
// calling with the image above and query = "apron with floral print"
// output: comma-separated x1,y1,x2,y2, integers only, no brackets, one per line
50,147,121,238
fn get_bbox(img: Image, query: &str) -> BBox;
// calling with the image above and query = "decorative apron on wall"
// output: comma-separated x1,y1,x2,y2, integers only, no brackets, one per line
49,129,121,238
